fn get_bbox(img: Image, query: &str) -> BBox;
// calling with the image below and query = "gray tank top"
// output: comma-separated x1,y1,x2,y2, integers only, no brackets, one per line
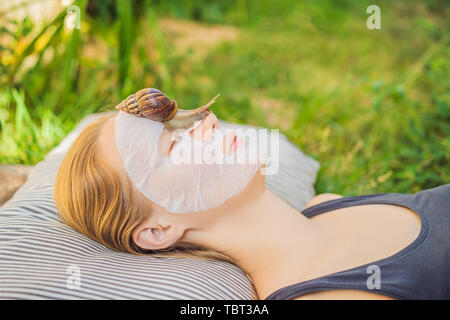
265,184,450,300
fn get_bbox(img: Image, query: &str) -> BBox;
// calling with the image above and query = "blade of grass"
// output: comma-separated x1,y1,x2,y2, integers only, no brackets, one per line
62,0,88,101
11,89,37,141
8,9,66,82
146,7,172,93
116,0,133,94
28,22,64,75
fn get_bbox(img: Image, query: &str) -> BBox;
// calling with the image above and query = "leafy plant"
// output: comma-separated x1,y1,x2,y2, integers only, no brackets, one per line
0,0,448,195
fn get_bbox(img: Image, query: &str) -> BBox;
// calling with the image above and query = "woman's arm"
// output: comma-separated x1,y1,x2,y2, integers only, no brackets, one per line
303,193,343,210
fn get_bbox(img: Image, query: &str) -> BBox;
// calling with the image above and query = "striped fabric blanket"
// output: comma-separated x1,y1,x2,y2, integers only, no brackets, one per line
0,112,319,299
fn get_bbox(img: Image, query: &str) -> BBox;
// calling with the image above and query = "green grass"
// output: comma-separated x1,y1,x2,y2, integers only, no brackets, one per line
0,0,449,195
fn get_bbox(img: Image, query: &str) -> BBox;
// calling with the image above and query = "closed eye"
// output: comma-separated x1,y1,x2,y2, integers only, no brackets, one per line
168,137,179,153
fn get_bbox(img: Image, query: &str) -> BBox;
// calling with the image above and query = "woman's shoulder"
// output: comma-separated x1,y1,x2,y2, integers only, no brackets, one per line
293,289,394,300
303,193,343,210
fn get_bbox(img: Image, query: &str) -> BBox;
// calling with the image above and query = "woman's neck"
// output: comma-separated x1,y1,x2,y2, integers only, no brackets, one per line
186,172,337,299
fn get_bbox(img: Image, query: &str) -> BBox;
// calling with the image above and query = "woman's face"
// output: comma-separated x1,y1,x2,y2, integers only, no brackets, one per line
98,112,236,184
98,112,265,251
100,112,263,214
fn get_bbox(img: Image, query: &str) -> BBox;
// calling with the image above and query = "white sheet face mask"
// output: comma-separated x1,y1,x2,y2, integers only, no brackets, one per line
115,111,264,214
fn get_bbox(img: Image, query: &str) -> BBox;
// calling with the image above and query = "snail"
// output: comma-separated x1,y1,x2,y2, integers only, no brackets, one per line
116,88,220,131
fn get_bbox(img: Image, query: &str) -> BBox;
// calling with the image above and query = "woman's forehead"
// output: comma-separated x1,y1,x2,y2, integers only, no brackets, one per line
98,115,129,180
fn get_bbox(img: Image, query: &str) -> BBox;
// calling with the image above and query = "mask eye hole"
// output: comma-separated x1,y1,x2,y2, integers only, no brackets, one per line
168,136,180,153
158,128,183,157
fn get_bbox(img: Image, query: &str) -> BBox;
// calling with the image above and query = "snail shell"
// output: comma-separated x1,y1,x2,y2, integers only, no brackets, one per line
116,88,178,122
116,88,220,131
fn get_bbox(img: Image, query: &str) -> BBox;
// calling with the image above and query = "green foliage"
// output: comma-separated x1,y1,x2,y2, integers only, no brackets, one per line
0,89,66,164
0,0,448,195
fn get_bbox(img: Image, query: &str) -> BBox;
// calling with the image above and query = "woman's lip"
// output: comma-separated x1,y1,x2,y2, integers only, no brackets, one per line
235,136,245,151
223,131,245,154
230,135,238,154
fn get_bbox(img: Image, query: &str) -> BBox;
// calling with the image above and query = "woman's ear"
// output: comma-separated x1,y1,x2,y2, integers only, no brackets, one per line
132,216,185,251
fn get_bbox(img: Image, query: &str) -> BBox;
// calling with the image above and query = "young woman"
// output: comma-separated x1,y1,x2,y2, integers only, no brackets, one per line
54,92,450,300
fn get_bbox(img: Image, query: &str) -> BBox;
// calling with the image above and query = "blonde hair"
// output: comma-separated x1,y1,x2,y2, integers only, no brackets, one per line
54,114,257,297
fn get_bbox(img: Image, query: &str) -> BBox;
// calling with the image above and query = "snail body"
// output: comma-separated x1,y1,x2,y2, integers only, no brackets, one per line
116,88,219,130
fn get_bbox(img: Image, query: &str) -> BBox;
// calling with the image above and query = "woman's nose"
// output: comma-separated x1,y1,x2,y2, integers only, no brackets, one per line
190,112,218,141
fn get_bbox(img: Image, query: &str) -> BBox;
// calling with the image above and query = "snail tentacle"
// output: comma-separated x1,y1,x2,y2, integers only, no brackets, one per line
116,88,220,130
